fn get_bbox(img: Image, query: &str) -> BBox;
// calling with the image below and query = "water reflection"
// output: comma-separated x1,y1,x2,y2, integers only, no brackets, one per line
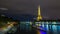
36,21,60,34
37,30,47,34
20,21,32,31
49,22,60,34
20,21,60,34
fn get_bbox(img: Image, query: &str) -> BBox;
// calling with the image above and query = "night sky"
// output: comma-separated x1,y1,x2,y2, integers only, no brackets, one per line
0,0,60,19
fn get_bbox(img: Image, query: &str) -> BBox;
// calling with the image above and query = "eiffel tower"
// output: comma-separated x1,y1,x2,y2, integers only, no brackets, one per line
37,5,42,21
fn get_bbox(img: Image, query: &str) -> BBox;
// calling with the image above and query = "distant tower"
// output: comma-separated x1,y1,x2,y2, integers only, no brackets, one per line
37,5,42,21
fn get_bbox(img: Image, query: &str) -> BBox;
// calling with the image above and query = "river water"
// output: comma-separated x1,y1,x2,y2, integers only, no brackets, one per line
5,21,60,34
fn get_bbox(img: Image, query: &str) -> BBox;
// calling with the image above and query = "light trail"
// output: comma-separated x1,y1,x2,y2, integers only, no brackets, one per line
0,22,17,34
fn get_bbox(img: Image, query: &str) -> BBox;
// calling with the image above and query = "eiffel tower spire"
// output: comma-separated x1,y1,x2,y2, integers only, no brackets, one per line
37,5,42,21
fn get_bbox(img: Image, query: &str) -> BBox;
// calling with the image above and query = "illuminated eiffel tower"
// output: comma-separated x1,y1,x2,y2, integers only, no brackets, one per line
37,5,42,21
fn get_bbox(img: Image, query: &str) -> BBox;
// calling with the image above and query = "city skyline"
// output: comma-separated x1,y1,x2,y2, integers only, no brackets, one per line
0,0,60,19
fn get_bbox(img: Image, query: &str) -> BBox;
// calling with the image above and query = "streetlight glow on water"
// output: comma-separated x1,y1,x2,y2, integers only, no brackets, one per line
37,30,47,34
